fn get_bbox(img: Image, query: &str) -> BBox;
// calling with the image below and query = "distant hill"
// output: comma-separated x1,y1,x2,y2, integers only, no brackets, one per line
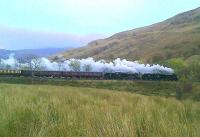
0,48,67,59
57,7,200,63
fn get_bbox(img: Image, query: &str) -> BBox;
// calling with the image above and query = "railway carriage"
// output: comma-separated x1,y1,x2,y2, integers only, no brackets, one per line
0,69,178,81
62,71,103,79
0,70,21,77
104,72,140,80
33,71,63,78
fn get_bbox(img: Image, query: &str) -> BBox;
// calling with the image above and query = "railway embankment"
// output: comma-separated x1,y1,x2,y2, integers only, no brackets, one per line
0,77,199,101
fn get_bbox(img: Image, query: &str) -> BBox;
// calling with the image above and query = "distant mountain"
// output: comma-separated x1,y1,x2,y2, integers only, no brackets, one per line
0,49,12,58
57,7,200,63
0,48,68,59
0,27,105,50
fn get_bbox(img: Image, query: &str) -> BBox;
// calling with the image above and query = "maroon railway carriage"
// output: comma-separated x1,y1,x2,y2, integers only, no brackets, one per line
62,71,103,79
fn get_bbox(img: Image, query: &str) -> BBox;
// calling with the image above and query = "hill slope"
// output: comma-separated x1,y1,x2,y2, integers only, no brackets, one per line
58,7,200,63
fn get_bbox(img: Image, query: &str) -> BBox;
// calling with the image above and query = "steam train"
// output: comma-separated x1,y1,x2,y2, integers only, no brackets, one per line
0,69,178,81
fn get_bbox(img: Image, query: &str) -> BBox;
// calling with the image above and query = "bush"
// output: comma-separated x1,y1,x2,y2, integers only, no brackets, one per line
176,77,193,100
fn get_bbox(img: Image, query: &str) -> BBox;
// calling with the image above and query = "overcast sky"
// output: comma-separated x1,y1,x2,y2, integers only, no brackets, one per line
0,0,200,49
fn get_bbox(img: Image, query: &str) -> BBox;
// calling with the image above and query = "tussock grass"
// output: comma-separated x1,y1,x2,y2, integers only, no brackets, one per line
1,77,200,101
0,83,200,137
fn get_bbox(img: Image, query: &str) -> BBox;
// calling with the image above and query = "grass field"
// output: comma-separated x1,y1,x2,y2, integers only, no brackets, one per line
0,83,200,137
0,77,200,100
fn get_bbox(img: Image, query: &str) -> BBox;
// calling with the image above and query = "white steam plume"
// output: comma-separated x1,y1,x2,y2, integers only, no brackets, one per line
0,54,174,74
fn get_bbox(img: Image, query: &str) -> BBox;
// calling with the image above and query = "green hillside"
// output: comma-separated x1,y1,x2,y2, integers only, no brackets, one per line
57,7,200,63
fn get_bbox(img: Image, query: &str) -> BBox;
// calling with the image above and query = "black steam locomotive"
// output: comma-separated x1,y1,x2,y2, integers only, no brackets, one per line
0,69,178,81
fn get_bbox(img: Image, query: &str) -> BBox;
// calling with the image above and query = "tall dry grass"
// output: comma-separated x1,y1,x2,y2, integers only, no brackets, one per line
0,83,199,137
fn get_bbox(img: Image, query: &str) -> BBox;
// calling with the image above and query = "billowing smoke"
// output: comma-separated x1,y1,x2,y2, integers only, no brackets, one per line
0,54,174,74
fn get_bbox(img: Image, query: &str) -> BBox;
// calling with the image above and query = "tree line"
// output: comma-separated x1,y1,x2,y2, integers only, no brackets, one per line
161,58,200,100
0,55,94,72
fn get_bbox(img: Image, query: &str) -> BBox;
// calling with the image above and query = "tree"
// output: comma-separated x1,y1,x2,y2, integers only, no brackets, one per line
14,58,22,70
188,61,200,81
58,61,64,71
32,57,42,71
176,76,193,100
163,58,188,79
83,64,92,72
22,54,43,71
57,59,65,71
0,58,4,69
53,56,66,71
166,58,187,72
69,60,81,72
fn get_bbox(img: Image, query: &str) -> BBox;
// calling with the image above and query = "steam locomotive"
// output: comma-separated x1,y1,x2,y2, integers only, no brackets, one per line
0,69,178,81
